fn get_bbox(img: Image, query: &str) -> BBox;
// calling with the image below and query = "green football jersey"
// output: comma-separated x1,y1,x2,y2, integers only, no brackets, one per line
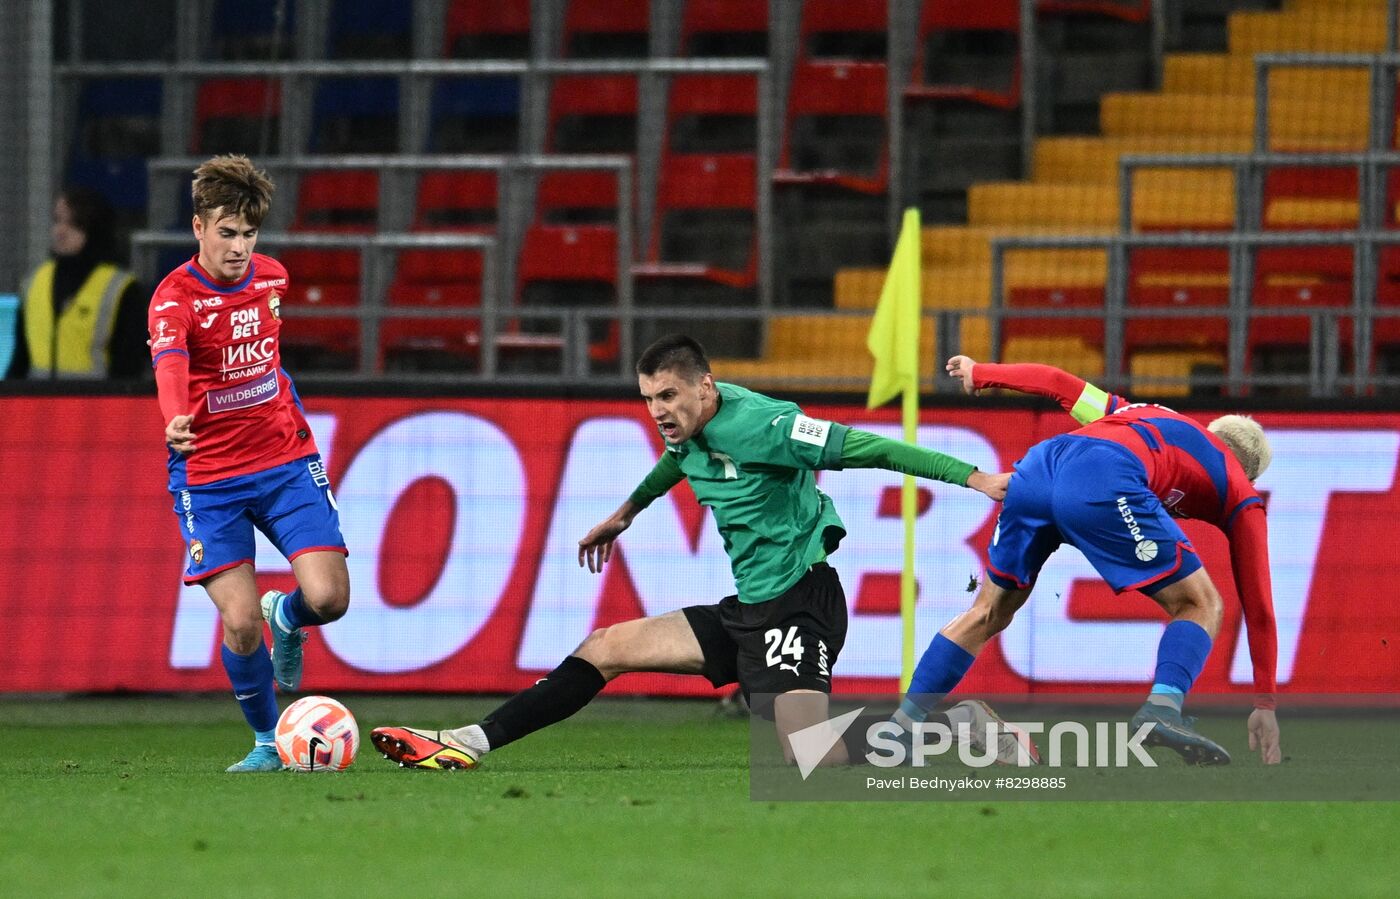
661,382,849,603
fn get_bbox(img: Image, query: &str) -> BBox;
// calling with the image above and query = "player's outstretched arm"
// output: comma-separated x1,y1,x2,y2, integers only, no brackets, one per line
839,429,1009,501
578,501,640,573
578,452,686,573
946,354,1128,425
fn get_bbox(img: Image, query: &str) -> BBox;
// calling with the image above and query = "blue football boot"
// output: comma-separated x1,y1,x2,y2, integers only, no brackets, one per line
260,590,308,692
226,743,284,773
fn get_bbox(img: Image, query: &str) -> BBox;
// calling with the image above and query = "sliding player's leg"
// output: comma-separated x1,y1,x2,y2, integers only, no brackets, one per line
371,610,710,770
204,563,284,772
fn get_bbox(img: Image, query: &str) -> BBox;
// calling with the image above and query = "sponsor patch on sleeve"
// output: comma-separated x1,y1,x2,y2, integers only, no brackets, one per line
789,414,832,447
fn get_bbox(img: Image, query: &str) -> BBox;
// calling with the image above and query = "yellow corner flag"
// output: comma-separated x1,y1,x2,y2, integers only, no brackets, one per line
866,208,922,691
866,207,921,410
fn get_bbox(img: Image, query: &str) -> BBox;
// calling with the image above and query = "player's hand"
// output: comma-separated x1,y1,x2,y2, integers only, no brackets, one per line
578,514,632,573
165,414,196,455
1247,708,1282,765
945,355,980,395
967,470,1011,502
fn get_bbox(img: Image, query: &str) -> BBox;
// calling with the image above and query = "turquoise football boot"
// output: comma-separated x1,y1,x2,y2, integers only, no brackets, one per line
260,590,308,692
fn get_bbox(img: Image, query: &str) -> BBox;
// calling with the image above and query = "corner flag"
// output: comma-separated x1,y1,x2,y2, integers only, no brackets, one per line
866,208,922,690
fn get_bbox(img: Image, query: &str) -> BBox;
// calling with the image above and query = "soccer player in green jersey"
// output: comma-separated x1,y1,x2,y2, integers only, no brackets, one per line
371,335,1011,770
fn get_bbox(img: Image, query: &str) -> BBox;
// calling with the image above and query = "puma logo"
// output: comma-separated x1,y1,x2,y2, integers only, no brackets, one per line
779,662,801,676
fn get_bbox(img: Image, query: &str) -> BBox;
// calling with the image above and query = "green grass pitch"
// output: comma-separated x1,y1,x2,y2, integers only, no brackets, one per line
3,696,1397,898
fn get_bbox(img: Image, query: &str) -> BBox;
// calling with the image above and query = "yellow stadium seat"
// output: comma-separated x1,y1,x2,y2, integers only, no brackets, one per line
1228,9,1390,54
1129,350,1226,397
1001,338,1104,380
1032,135,1253,183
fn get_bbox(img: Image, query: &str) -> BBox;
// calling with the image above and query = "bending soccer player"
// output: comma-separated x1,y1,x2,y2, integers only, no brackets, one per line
895,354,1282,766
149,156,350,772
373,335,1026,770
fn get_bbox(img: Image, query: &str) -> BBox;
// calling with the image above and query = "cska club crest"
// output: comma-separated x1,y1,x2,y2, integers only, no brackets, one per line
268,291,281,319
189,538,205,565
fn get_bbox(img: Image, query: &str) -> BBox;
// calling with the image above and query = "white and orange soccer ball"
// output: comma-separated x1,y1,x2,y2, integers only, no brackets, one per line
275,695,360,772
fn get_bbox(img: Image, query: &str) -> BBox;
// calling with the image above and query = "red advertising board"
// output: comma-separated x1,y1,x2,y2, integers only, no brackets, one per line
1,395,1397,697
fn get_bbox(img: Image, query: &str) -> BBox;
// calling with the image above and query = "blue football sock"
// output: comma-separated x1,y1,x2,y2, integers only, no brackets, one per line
1148,620,1213,710
902,633,977,719
276,588,326,632
221,642,280,734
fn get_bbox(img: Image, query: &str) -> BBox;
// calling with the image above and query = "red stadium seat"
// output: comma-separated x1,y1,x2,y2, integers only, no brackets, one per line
413,171,498,232
444,0,530,58
277,248,361,355
1251,245,1354,350
515,225,620,362
1004,286,1106,345
547,74,639,154
293,170,378,232
643,154,757,284
665,73,759,156
193,78,281,154
908,0,1021,108
679,0,766,56
563,0,650,58
776,62,888,193
382,248,486,362
535,170,620,225
1262,166,1358,230
799,0,886,60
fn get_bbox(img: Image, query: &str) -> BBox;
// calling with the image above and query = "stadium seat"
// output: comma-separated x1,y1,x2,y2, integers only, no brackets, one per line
382,248,485,367
643,154,757,283
535,170,619,226
277,248,362,359
563,0,650,58
1228,8,1389,55
327,0,413,58
209,0,296,60
679,0,767,57
665,74,758,156
547,75,638,154
68,78,162,216
1250,245,1354,352
193,78,281,155
445,0,531,58
413,171,499,232
1263,166,1358,230
292,171,379,232
799,0,886,60
1004,285,1106,345
1002,336,1105,379
428,77,522,153
1129,349,1225,397
908,0,1020,107
777,62,888,193
515,225,619,363
311,78,399,153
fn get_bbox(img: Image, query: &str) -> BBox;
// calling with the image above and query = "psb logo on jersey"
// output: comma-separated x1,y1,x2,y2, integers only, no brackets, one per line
188,538,204,565
268,291,281,320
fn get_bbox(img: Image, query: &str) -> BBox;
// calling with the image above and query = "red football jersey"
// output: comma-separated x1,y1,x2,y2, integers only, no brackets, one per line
148,252,319,486
972,362,1278,704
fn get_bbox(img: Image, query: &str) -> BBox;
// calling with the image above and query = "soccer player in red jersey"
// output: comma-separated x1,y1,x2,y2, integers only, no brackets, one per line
148,156,350,772
896,355,1281,766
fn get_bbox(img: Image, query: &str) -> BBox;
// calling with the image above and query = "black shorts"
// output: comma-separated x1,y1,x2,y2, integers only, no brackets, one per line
683,562,848,717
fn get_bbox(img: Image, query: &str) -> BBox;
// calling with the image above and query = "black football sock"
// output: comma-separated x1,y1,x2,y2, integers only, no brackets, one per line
478,655,607,750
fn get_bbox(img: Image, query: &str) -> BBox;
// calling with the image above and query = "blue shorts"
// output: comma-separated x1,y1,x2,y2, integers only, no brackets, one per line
170,455,347,583
985,435,1200,595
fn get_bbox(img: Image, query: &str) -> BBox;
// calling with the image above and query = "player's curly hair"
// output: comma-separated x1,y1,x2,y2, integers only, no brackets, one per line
191,155,275,227
1208,414,1272,481
636,334,711,381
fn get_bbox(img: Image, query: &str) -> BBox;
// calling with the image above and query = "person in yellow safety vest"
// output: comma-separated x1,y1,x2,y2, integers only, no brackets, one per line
6,187,146,379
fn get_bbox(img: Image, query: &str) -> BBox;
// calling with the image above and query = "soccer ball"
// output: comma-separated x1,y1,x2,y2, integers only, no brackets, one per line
275,695,360,772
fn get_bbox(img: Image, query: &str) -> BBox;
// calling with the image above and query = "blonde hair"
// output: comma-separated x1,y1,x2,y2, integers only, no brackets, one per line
191,155,274,226
1208,414,1272,481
